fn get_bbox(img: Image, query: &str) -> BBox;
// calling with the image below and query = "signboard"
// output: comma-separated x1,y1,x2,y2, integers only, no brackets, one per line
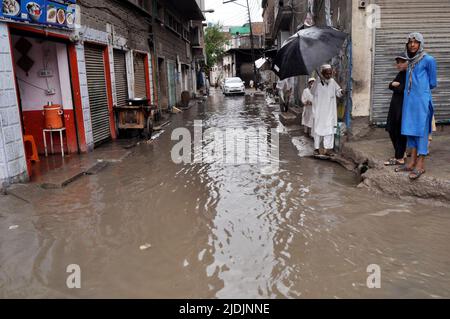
46,0,76,28
1,0,76,28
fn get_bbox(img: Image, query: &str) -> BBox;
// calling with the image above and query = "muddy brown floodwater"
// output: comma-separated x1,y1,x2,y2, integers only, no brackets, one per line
1,89,450,298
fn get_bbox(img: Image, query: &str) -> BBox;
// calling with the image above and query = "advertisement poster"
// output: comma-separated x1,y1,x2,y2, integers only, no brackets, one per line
46,0,75,28
1,0,76,28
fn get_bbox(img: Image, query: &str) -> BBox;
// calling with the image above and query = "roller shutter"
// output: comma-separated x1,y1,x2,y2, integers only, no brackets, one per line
114,50,128,107
371,0,450,124
85,45,111,145
134,52,147,99
167,60,177,107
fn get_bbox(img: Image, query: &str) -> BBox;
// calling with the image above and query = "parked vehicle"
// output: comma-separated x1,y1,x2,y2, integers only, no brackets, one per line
222,77,245,96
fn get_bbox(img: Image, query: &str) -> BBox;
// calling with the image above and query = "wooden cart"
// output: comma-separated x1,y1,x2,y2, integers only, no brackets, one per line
114,98,157,138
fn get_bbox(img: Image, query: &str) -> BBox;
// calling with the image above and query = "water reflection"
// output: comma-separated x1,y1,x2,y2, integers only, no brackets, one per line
0,90,449,298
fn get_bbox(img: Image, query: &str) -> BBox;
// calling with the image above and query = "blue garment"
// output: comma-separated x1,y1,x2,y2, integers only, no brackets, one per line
401,54,437,137
406,113,431,156
407,136,429,156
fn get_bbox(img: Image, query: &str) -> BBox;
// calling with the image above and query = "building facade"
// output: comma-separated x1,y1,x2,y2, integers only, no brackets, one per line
262,0,450,128
352,0,450,125
0,0,205,188
210,22,265,87
153,0,205,109
262,0,351,109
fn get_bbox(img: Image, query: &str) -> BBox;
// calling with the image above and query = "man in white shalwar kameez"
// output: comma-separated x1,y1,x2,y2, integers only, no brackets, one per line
301,78,315,136
311,65,344,156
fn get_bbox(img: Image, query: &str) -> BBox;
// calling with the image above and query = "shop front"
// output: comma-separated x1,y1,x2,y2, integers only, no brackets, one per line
0,0,157,186
133,51,148,100
0,0,89,181
8,25,87,178
84,43,115,146
113,49,128,108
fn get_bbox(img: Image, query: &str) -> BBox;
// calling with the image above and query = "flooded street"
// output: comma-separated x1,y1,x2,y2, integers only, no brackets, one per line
1,90,450,298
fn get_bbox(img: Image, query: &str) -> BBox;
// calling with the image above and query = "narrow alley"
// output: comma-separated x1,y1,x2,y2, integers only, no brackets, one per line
1,89,449,298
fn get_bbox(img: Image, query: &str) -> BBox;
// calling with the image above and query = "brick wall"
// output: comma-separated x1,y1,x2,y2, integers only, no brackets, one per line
0,22,28,187
78,0,151,52
76,0,156,146
154,23,190,64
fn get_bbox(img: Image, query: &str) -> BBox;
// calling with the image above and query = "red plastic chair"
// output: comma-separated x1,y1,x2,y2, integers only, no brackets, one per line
23,135,40,162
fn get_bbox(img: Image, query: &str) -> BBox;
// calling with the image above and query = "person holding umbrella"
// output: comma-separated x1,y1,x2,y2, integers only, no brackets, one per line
311,64,344,156
270,26,348,154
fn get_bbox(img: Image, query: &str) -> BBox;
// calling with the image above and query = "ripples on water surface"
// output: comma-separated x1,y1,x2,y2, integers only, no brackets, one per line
1,91,449,298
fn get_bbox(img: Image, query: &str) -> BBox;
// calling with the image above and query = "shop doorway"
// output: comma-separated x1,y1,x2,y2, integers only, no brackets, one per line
84,44,111,146
134,52,148,99
158,57,168,110
167,60,176,108
10,30,79,178
113,49,129,108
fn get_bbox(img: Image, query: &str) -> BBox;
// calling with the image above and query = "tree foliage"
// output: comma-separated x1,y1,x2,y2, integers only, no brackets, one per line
204,24,229,72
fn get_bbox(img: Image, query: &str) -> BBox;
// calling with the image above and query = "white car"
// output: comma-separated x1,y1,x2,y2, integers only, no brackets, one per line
222,77,245,96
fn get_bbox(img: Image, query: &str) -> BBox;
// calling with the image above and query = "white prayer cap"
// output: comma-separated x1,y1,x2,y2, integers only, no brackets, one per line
321,64,332,71
308,77,316,83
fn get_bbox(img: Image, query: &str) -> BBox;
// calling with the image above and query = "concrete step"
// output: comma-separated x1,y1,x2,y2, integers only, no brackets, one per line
6,183,47,203
279,111,298,126
290,106,303,118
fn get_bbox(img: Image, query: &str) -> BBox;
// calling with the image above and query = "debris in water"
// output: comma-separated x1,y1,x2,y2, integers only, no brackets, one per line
171,106,182,113
139,243,152,250
291,136,314,157
370,209,411,217
146,130,165,144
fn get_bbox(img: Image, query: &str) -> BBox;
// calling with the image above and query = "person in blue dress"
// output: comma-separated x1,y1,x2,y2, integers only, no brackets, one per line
395,32,437,180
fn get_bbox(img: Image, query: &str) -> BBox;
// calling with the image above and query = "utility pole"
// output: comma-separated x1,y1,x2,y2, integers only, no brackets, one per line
223,0,258,89
246,0,257,90
151,0,160,109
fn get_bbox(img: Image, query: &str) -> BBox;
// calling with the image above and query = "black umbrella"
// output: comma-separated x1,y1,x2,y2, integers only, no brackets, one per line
272,26,348,80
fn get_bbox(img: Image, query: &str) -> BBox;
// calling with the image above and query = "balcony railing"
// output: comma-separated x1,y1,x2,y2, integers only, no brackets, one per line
238,35,264,49
227,35,264,50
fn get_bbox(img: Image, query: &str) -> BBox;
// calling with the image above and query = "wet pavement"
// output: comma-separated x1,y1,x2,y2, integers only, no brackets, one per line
1,89,450,298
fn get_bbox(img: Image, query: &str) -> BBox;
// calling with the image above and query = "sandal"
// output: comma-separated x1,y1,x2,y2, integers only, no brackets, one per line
409,168,425,180
384,158,398,166
395,165,414,172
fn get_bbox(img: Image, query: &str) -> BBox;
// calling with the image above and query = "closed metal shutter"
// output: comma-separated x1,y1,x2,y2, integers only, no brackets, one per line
85,45,111,145
371,0,450,124
167,60,176,107
114,50,128,107
134,52,147,99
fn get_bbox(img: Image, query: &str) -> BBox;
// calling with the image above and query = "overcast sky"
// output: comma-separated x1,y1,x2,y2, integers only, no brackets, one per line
204,0,263,27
